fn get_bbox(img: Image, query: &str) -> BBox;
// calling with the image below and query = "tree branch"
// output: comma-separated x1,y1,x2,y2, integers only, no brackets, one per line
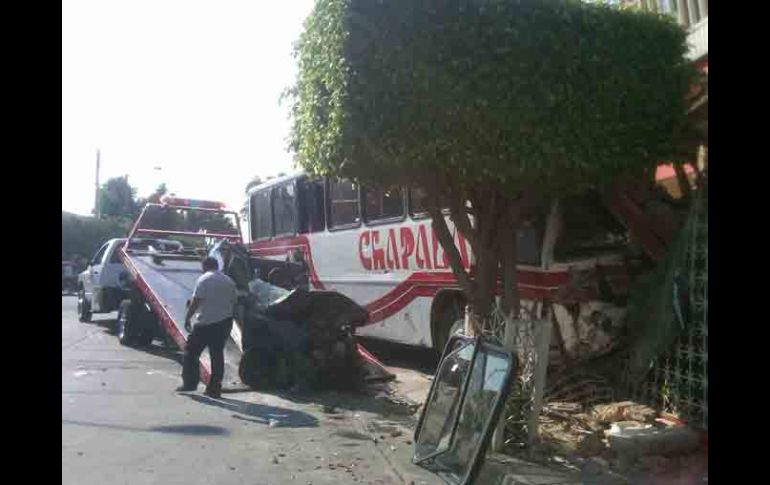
426,201,476,298
481,190,499,250
443,176,481,254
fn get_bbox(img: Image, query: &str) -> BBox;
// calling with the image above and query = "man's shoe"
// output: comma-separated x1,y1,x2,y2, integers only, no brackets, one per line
203,387,221,398
176,385,197,392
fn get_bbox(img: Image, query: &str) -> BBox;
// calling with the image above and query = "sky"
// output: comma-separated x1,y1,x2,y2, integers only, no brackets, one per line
62,0,316,216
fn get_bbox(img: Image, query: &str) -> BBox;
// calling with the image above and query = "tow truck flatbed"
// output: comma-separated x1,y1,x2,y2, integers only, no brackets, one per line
118,197,244,387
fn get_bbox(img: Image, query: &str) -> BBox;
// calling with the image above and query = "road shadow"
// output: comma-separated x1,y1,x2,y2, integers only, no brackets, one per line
62,419,229,436
358,338,439,374
79,315,423,422
186,394,319,428
137,343,185,366
90,317,185,365
90,316,117,331
269,385,421,424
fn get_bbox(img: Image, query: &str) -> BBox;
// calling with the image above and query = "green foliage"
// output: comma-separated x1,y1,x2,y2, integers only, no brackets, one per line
289,0,694,196
61,212,133,260
98,176,138,218
289,0,349,177
245,176,263,194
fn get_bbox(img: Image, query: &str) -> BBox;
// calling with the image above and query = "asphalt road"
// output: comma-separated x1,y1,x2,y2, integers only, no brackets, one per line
62,296,439,485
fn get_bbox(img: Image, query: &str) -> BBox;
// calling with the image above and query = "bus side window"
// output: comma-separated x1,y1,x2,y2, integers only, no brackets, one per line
328,179,361,228
409,187,450,217
272,182,298,236
250,190,273,240
553,191,627,261
298,177,325,233
364,185,404,222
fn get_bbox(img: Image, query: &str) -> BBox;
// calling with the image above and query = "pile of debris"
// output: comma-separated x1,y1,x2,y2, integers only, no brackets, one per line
537,400,707,481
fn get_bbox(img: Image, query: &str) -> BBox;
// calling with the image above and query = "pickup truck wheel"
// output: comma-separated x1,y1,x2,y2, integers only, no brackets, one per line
117,300,136,346
77,289,92,323
135,328,154,347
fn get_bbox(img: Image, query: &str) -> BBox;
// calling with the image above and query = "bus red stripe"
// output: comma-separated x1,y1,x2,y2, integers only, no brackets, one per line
247,238,574,324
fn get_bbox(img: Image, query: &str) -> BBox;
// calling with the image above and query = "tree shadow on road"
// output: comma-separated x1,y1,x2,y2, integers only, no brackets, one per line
186,394,320,428
90,317,185,365
62,419,229,436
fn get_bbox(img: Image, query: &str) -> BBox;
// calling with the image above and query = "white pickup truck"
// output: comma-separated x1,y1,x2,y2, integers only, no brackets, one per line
76,237,183,327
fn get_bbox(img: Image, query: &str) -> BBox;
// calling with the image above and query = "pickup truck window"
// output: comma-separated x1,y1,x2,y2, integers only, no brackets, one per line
92,243,109,265
109,244,123,263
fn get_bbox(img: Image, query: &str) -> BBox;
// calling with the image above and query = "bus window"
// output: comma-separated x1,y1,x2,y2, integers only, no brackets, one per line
250,190,272,240
364,185,404,223
328,179,360,228
554,191,627,260
298,177,325,233
409,187,449,217
272,182,298,236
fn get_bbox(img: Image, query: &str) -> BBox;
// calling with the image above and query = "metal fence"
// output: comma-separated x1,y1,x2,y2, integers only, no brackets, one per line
626,189,708,429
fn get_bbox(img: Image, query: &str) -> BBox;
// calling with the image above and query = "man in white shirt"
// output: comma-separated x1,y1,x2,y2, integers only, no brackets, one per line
177,257,236,398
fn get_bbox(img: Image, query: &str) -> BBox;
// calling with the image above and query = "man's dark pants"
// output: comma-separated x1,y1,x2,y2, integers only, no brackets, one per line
182,318,233,391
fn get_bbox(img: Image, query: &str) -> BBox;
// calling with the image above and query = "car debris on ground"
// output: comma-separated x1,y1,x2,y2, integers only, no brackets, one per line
534,399,708,482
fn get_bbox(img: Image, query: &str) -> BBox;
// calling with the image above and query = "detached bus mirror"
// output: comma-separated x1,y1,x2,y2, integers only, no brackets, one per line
413,335,516,485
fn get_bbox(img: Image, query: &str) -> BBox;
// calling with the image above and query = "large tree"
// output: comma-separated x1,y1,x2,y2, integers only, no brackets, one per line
62,211,133,261
289,0,693,328
97,176,137,219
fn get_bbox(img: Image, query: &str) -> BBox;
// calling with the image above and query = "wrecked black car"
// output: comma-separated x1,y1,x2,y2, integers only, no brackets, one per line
209,240,393,392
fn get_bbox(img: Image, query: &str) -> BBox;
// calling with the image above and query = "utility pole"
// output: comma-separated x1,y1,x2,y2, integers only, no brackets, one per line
94,149,101,219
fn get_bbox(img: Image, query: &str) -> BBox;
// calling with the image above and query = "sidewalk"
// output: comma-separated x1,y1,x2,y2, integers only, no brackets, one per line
380,366,632,485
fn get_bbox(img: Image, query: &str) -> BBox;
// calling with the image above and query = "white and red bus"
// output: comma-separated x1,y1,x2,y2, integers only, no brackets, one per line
245,172,632,353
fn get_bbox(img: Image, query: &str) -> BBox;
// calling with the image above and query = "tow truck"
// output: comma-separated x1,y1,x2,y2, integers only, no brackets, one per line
78,195,392,390
109,196,245,384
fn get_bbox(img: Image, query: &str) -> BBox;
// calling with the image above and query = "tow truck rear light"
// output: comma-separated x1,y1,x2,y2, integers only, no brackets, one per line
159,195,226,209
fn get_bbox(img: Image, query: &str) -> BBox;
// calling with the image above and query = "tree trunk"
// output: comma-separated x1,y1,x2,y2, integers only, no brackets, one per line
528,308,553,447
467,248,497,335
492,206,520,452
673,162,692,200
501,212,520,320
